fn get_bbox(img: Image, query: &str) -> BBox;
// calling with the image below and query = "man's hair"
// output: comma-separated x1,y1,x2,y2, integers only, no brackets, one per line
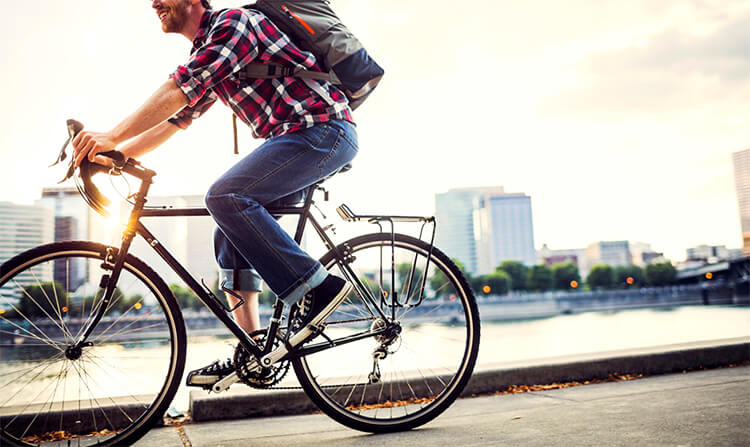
201,0,211,8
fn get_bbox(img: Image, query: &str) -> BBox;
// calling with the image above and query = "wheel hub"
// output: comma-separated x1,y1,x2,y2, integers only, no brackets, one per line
372,318,401,347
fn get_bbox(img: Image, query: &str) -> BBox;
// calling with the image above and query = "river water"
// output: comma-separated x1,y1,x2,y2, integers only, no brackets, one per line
2,305,749,413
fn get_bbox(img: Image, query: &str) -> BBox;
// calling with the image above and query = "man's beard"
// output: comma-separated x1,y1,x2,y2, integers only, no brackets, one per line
162,1,190,33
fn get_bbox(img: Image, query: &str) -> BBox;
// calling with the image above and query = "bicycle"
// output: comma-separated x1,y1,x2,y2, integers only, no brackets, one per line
0,120,480,446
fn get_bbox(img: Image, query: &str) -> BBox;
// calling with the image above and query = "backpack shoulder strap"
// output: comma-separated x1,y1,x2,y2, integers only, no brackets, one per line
239,62,341,84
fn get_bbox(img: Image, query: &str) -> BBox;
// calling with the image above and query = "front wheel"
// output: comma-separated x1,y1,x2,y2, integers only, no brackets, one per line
292,233,480,433
0,241,186,446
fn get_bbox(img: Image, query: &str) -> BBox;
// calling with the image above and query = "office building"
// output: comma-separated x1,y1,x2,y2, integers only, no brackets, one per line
583,240,632,278
123,195,218,289
53,216,84,291
36,187,92,240
537,244,584,268
435,188,494,273
474,191,536,274
435,187,536,275
0,202,54,309
733,149,750,253
686,245,732,263
630,242,664,266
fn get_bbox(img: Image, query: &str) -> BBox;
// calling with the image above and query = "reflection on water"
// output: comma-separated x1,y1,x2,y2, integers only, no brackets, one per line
1,305,748,412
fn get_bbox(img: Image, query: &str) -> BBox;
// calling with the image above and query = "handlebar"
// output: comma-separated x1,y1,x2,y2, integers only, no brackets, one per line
66,119,127,168
54,119,156,216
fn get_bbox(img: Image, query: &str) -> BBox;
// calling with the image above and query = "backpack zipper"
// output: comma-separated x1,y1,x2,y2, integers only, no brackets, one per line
281,4,315,35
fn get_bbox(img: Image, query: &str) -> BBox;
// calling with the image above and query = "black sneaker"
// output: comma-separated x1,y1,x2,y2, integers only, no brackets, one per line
288,275,352,347
186,358,234,388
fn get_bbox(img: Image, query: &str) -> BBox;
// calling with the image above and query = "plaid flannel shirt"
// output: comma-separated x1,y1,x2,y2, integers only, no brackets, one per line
168,8,353,139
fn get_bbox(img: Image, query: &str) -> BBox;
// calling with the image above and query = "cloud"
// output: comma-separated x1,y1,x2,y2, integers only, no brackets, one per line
540,8,750,118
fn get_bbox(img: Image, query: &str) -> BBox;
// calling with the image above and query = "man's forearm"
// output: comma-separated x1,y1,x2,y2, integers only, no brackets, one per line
110,79,188,146
120,120,181,160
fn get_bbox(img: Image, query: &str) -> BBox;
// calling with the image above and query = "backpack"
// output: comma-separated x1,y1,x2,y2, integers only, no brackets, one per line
240,0,385,111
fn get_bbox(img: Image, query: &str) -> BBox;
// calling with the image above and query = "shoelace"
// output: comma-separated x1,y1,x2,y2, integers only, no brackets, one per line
298,295,312,316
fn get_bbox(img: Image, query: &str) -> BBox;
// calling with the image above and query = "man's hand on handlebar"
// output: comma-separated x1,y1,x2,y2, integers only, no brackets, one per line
72,130,118,168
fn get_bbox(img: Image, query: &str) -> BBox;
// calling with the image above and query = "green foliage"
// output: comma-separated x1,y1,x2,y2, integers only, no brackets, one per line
429,268,450,298
94,287,132,314
485,271,511,295
470,271,510,296
18,282,68,319
429,258,469,299
170,284,203,311
259,288,277,306
587,265,615,290
645,262,677,286
528,264,553,291
496,260,528,291
396,263,425,298
451,258,468,275
551,262,581,290
614,265,646,288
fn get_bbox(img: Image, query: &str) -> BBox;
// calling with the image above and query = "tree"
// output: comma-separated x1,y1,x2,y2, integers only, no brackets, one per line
397,262,425,299
485,271,510,295
19,282,68,319
528,264,553,292
170,284,202,311
469,271,510,296
645,262,677,286
587,265,614,290
614,265,646,288
430,258,470,299
496,260,528,291
551,262,581,290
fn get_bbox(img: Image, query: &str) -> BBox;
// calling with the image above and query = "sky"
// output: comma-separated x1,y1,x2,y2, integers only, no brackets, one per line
0,0,747,262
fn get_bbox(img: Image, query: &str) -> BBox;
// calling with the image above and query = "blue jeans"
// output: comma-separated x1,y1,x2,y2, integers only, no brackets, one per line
206,120,358,306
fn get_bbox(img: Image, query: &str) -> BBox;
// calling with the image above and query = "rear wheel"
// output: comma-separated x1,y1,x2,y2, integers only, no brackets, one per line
292,233,480,433
0,241,186,446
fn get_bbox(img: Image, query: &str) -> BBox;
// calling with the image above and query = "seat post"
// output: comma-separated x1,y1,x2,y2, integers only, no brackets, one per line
293,184,320,243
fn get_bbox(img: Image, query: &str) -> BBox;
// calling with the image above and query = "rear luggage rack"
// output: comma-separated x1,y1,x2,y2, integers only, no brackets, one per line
335,204,436,308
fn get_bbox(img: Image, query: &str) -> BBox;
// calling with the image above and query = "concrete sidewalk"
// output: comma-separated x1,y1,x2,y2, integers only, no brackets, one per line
189,337,750,422
139,364,750,446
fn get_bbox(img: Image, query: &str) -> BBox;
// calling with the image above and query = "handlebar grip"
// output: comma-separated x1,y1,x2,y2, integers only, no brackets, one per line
100,150,126,167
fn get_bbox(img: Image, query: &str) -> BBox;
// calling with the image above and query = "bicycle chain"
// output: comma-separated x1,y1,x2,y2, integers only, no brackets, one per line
235,317,378,391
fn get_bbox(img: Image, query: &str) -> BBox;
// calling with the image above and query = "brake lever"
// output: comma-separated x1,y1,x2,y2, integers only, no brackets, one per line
53,119,85,183
49,136,70,167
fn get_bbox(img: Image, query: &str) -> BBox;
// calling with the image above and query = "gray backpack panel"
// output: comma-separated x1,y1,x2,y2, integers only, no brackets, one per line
240,0,384,110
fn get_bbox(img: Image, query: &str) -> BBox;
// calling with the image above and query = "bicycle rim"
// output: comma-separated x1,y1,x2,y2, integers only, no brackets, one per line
0,242,185,446
293,233,480,432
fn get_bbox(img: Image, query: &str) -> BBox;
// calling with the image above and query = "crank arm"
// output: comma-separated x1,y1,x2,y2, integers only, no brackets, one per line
212,372,241,393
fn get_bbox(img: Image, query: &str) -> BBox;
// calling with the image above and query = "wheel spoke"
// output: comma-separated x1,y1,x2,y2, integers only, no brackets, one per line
0,245,185,445
297,234,479,430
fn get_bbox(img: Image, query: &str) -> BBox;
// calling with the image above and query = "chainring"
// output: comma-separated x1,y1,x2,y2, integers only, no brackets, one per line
234,329,291,389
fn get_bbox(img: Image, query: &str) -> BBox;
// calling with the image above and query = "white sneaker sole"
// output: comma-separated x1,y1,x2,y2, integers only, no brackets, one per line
186,374,220,386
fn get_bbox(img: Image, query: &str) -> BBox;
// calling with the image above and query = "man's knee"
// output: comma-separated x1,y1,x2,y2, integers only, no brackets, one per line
205,182,258,215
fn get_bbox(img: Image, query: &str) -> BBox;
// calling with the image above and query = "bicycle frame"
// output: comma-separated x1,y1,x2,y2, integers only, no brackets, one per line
70,159,394,363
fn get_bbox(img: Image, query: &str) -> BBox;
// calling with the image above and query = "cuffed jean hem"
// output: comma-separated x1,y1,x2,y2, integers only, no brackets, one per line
219,268,263,292
277,264,328,306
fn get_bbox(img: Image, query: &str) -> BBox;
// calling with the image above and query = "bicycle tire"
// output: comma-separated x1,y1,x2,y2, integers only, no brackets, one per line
292,233,480,433
0,241,186,446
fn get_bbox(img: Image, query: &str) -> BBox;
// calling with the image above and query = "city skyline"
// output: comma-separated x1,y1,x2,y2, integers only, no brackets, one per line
0,1,747,263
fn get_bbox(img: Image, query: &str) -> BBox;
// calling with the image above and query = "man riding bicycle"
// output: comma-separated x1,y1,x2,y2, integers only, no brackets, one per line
71,0,357,388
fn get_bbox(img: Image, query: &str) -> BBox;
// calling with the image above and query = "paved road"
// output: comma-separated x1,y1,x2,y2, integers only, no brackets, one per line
140,365,750,446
